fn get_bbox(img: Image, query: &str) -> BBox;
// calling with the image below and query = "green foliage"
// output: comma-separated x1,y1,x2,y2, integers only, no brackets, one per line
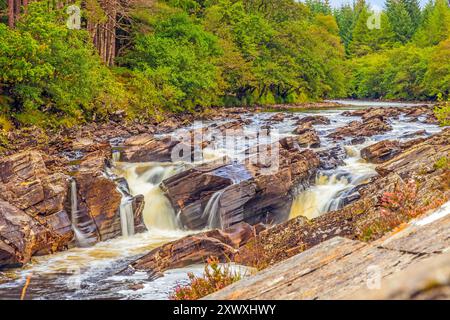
348,7,395,57
434,156,449,170
414,0,450,47
434,96,450,126
124,8,222,112
386,0,417,43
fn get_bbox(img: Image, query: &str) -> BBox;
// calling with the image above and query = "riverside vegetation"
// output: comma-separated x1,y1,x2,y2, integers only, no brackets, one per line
0,0,450,135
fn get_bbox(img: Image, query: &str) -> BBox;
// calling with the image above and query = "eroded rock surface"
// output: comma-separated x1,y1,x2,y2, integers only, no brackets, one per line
122,222,265,275
0,151,73,267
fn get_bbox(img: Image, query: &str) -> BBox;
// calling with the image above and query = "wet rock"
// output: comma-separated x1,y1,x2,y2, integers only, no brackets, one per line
296,115,330,126
0,151,71,217
293,124,321,148
316,145,347,170
0,201,72,267
328,117,392,139
361,140,403,164
123,222,265,274
72,152,145,242
162,141,320,230
401,130,427,139
120,135,179,163
350,137,366,145
267,113,286,123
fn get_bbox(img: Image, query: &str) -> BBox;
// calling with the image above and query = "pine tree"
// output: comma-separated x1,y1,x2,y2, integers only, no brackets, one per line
348,6,395,56
385,0,416,43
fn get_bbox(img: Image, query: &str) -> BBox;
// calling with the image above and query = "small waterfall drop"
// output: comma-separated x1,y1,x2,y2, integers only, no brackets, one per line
118,196,135,237
113,162,182,231
202,190,225,229
290,142,377,220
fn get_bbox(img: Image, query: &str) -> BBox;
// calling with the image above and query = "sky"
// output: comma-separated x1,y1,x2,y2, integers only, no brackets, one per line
328,0,429,10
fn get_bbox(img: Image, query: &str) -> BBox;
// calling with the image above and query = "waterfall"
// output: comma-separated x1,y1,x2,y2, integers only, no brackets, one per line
202,190,225,229
119,198,135,237
290,142,378,220
290,174,350,220
113,163,182,231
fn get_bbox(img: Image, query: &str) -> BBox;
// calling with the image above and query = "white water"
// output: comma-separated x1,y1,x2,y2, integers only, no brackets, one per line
113,162,182,231
119,199,135,237
413,201,450,226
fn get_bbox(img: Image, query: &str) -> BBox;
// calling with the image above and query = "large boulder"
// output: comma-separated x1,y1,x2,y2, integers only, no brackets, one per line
292,123,321,148
161,139,320,230
120,135,180,163
296,115,330,126
361,140,403,164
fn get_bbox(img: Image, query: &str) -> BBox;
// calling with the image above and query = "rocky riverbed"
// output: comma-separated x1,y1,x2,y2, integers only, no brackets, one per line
0,100,448,299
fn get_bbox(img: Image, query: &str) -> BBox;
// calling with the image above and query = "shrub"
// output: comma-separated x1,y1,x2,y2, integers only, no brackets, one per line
170,257,242,300
358,179,446,241
434,156,449,170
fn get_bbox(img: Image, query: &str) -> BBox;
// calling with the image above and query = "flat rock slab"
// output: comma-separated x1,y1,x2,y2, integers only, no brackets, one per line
345,252,450,300
205,203,450,300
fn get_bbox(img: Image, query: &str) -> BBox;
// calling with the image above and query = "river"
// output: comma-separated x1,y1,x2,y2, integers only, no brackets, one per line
0,100,444,299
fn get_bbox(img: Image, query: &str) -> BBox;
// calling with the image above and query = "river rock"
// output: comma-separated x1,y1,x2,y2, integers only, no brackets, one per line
296,115,330,126
0,151,74,268
316,145,347,170
0,201,72,267
292,123,321,148
122,222,265,275
361,140,403,164
120,135,179,163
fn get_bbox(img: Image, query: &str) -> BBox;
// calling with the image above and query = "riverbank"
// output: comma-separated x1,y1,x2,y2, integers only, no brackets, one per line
0,101,448,299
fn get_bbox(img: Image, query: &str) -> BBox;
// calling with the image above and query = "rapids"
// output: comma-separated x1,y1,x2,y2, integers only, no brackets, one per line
0,100,444,299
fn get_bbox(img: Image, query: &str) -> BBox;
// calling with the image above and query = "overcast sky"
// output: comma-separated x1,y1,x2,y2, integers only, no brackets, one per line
328,0,429,10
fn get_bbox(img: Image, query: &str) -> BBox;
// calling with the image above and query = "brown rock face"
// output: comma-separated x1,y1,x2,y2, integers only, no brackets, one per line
120,135,180,163
123,222,265,275
292,123,321,148
72,151,145,242
161,140,320,230
328,117,392,139
0,151,73,268
296,115,330,126
361,140,403,164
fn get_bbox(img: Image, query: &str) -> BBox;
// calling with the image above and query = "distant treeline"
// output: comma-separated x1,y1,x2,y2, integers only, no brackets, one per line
0,0,449,129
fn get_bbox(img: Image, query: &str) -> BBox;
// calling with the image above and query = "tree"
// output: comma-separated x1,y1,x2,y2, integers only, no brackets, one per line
414,0,450,47
385,0,416,43
348,6,395,57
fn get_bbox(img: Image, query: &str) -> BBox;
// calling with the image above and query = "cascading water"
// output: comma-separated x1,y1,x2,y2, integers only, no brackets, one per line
202,190,225,229
119,198,135,237
113,162,183,230
290,141,378,220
